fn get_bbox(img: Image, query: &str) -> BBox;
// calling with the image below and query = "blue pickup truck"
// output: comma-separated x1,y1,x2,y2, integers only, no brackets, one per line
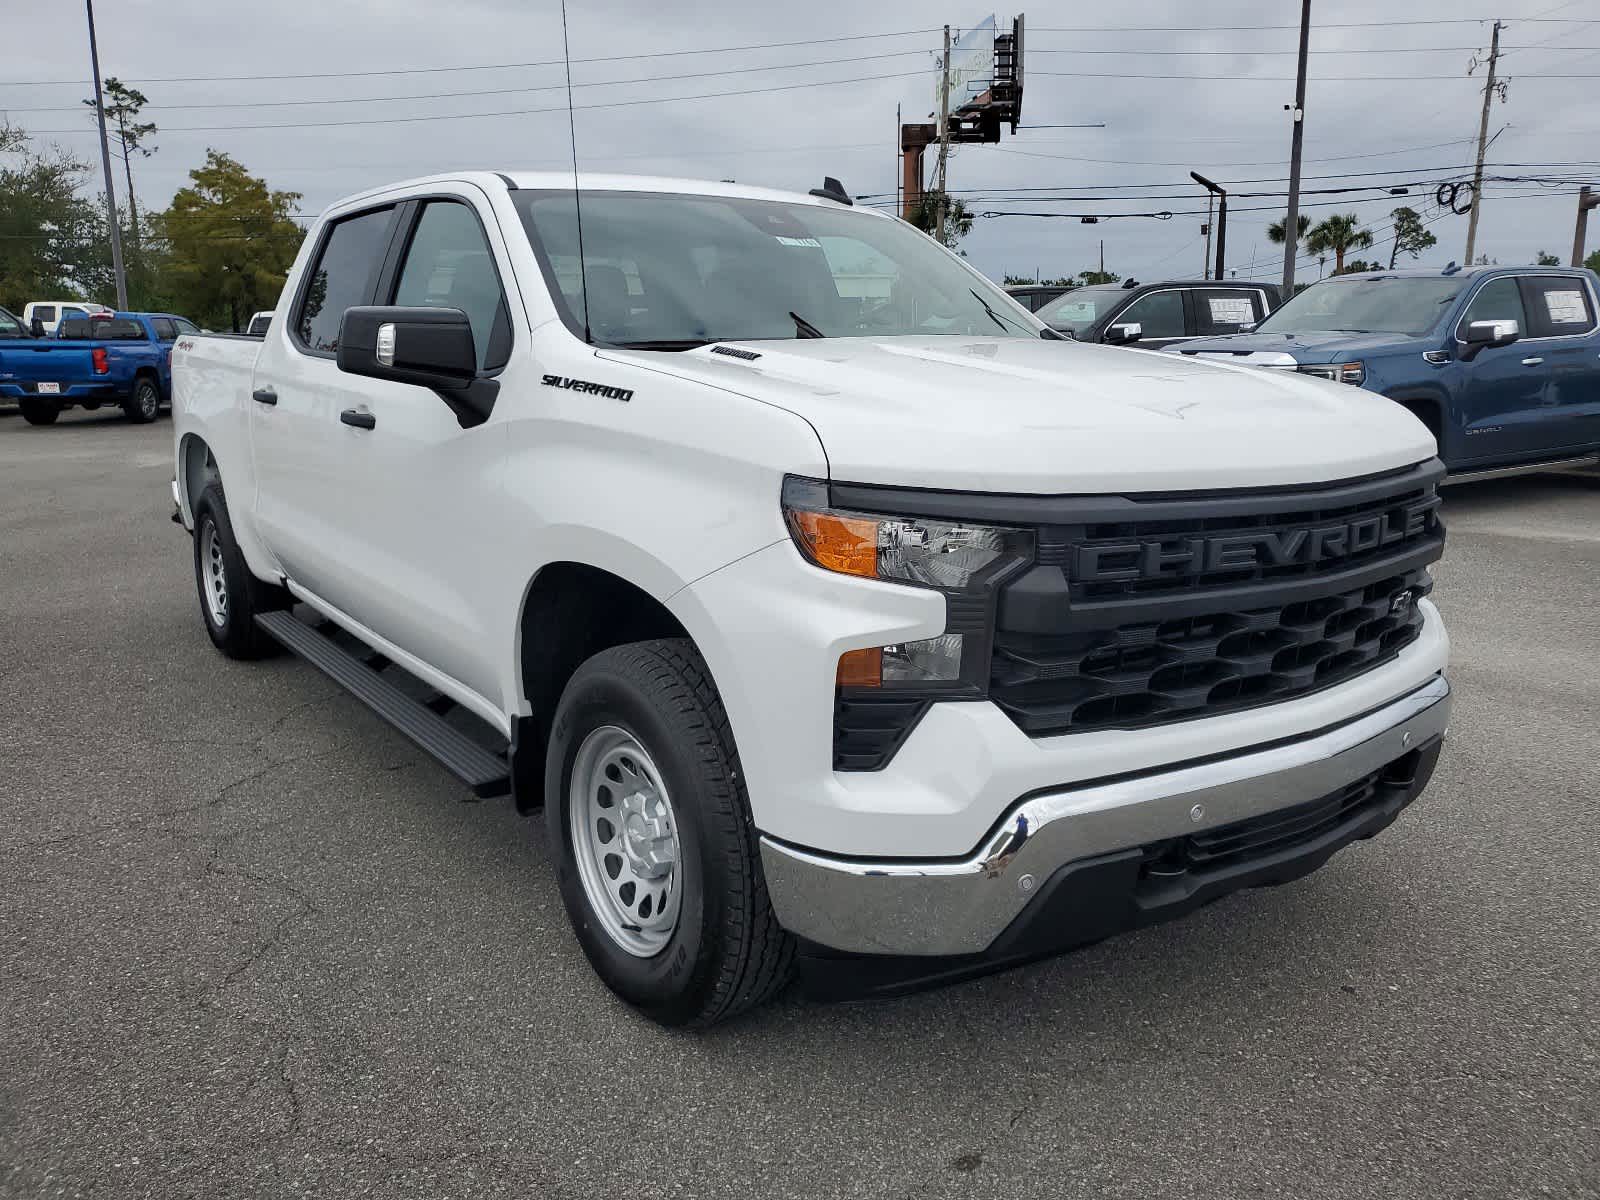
1172,265,1600,474
0,311,200,426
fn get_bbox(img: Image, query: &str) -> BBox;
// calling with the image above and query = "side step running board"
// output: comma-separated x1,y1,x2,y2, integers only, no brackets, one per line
255,610,511,798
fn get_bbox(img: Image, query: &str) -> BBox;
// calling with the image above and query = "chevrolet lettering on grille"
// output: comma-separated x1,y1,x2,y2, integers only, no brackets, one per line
1072,495,1442,584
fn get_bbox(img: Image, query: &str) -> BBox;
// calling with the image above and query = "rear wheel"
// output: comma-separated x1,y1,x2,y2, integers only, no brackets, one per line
191,481,287,659
19,399,59,426
124,377,160,423
546,639,794,1027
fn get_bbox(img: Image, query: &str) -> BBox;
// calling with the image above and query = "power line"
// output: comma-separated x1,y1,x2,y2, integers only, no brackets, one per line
0,50,933,113
0,27,939,87
1029,44,1600,55
992,139,1480,170
1028,69,1600,81
1028,17,1593,31
19,69,927,134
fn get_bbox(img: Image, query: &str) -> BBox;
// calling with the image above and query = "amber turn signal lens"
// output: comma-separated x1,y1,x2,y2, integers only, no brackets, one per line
786,510,879,578
836,647,883,687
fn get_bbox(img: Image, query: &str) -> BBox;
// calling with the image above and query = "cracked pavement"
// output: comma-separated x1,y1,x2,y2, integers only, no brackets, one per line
2,412,1598,1199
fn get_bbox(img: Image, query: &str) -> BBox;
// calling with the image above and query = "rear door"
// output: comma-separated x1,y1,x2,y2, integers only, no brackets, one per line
249,203,399,601
1516,274,1600,456
1451,275,1546,463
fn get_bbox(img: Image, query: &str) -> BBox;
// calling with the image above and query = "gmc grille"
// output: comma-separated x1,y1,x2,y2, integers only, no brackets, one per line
988,462,1445,738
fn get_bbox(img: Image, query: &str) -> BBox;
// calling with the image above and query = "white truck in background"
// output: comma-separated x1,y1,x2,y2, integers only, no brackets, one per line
171,172,1451,1026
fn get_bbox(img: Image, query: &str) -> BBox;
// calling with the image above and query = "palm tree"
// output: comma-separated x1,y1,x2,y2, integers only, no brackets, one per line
1266,213,1311,253
1306,213,1375,274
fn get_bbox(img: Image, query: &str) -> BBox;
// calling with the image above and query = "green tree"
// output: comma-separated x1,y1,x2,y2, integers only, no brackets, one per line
0,123,106,312
1388,207,1437,268
1266,213,1311,254
1341,260,1379,275
907,189,973,249
158,151,303,330
1533,250,1561,266
82,78,157,251
1306,213,1374,275
1078,269,1120,285
1586,248,1600,273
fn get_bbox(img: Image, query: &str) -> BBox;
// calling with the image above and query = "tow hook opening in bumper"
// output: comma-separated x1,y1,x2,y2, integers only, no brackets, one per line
760,674,1451,992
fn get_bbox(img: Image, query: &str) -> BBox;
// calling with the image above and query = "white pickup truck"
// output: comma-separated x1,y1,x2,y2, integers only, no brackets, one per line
172,172,1451,1026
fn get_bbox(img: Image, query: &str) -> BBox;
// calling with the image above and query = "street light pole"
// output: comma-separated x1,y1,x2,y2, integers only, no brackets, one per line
1191,172,1227,281
86,0,128,310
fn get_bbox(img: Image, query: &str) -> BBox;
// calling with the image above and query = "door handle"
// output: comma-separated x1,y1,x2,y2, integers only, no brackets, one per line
1521,357,1544,366
340,408,376,430
252,387,277,405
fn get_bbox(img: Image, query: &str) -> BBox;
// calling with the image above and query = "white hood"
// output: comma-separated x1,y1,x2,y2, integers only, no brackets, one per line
600,336,1437,494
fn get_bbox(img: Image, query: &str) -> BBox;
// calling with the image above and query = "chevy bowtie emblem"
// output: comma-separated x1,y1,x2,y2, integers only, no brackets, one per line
1390,590,1415,615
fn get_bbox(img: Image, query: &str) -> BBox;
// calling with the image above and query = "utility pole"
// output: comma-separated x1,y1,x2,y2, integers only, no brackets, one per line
1463,20,1502,268
86,0,127,310
895,103,901,222
1203,192,1214,277
1281,0,1311,296
1572,186,1599,267
1191,172,1227,281
935,24,952,245
1099,238,1105,279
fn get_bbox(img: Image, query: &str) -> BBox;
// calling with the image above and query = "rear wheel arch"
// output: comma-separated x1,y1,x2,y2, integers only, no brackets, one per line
512,561,697,813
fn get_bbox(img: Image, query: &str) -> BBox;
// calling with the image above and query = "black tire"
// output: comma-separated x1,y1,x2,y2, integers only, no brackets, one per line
191,481,288,659
124,376,161,424
545,639,794,1027
19,398,60,426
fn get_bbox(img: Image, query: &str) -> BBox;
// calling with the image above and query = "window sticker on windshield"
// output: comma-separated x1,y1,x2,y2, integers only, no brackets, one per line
1208,296,1253,325
775,236,822,248
1543,289,1588,325
1057,302,1098,320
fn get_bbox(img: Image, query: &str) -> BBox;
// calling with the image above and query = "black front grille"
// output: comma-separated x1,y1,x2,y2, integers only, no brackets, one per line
989,463,1445,738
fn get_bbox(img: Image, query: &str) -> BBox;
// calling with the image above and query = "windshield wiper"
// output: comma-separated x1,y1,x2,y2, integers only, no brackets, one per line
969,288,1030,335
789,311,825,339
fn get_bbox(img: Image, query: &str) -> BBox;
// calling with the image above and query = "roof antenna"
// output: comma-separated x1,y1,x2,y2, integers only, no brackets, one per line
559,0,593,345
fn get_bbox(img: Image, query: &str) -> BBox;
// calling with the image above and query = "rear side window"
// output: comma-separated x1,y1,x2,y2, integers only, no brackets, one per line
1195,289,1264,336
1519,277,1597,338
152,318,178,342
391,201,511,371
1114,290,1185,339
295,207,395,354
1456,277,1527,340
61,318,144,340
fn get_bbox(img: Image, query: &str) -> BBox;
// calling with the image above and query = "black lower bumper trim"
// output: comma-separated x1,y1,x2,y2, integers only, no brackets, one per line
796,740,1441,1002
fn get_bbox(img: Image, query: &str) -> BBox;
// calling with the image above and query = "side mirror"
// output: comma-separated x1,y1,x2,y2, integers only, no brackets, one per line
29,318,45,338
1104,322,1143,345
336,306,497,427
1238,321,1258,333
1459,318,1519,362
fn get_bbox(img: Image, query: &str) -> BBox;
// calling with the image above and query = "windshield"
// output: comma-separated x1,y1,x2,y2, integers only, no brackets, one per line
1256,276,1467,336
1034,285,1127,334
512,190,1041,347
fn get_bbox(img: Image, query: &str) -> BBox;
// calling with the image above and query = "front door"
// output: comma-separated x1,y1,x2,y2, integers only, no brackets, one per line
1105,289,1187,349
1452,276,1547,464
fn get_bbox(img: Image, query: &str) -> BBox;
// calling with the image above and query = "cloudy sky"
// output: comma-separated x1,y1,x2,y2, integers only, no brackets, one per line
4,0,1597,287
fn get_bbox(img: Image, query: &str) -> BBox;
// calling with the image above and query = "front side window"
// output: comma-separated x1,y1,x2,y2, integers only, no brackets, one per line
391,201,510,371
295,206,395,354
1456,277,1527,341
0,310,23,338
33,306,56,324
1115,290,1185,339
513,190,1041,347
1260,276,1467,336
174,317,199,335
152,317,178,342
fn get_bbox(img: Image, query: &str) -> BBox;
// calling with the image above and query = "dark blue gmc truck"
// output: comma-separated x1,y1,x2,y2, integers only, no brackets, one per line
1172,265,1600,474
0,311,200,426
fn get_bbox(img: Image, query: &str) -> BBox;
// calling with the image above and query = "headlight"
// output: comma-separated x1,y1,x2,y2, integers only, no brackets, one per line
781,477,1033,689
1297,361,1365,386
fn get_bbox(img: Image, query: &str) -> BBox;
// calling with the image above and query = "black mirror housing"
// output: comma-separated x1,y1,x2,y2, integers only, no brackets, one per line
335,306,497,427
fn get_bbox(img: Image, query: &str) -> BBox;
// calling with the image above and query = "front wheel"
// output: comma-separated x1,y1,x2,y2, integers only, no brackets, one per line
546,639,794,1027
19,398,59,426
124,377,161,423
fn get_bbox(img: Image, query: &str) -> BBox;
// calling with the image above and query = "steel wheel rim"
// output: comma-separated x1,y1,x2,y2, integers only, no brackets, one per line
568,725,682,957
201,520,229,628
139,384,158,419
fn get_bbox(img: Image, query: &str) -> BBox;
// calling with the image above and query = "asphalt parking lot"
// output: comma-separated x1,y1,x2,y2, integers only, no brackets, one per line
2,409,1597,1200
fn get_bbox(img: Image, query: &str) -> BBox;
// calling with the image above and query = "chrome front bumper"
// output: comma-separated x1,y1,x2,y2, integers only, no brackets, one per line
760,674,1451,957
